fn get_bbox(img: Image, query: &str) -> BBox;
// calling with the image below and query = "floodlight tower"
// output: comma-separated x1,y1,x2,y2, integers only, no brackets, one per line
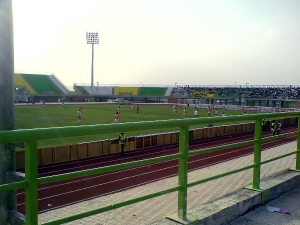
86,32,99,87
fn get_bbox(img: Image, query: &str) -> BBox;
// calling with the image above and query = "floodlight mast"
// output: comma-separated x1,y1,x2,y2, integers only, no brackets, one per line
86,32,99,87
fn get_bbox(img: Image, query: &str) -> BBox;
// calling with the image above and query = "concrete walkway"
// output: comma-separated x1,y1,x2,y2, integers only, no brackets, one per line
38,141,298,225
228,184,300,225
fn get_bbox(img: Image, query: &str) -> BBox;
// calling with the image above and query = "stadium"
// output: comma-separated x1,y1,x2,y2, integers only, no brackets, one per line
14,73,300,110
2,1,300,223
3,72,299,225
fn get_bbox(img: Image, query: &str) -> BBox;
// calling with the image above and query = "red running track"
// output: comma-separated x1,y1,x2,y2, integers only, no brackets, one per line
16,126,297,214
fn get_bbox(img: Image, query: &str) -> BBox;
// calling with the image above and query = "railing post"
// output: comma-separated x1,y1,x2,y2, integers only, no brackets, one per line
295,115,300,170
25,139,39,225
167,125,197,224
253,119,263,189
178,125,189,220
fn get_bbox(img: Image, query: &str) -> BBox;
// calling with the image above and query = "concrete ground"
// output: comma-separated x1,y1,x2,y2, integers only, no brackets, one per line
228,185,300,225
39,141,299,225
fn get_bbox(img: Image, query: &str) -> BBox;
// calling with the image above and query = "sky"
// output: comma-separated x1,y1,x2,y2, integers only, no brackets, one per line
12,0,300,89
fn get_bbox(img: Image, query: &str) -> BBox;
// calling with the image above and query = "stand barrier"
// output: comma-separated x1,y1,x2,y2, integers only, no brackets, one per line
2,113,299,225
15,118,300,169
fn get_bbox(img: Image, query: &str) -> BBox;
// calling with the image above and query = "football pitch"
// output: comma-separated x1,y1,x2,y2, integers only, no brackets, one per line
15,103,256,148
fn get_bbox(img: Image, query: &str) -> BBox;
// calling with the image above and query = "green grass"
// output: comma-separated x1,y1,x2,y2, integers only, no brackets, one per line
15,104,257,148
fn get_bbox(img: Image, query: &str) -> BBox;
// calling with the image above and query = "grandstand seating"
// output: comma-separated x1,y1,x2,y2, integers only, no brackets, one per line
191,88,217,98
16,76,299,101
247,87,300,99
21,74,64,95
215,90,237,98
83,86,114,95
164,87,173,96
73,85,90,95
138,87,167,96
206,93,215,98
14,73,36,94
48,75,69,95
114,87,139,96
83,86,97,95
73,85,114,96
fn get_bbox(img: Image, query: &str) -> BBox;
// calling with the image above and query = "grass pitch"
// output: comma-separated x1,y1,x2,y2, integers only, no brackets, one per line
15,103,255,148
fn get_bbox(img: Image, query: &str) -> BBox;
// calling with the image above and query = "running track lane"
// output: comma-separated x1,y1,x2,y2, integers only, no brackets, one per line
16,126,297,214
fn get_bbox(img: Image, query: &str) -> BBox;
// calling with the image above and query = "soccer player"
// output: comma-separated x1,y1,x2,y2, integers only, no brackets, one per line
173,104,178,114
77,108,82,123
207,107,211,116
194,108,198,118
114,112,120,123
214,109,218,116
131,102,135,110
182,108,187,118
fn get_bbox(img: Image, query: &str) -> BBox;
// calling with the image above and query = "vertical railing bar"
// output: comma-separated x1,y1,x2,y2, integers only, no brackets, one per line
253,118,263,189
177,125,189,220
25,139,38,225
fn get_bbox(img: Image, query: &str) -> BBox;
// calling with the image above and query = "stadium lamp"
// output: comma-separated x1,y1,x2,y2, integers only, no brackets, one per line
86,32,99,87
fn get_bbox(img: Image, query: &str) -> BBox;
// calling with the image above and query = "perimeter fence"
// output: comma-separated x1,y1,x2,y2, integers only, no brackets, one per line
0,112,299,225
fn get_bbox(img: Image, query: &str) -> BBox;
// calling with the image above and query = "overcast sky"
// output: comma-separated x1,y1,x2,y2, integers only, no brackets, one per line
12,0,300,89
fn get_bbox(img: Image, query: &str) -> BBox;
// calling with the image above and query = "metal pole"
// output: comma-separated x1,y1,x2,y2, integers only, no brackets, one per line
0,0,16,224
91,43,94,87
253,119,262,189
25,139,38,225
178,125,189,220
167,125,197,223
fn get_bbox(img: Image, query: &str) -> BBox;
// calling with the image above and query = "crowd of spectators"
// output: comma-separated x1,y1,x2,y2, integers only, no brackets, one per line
246,86,300,99
173,85,300,100
172,86,237,98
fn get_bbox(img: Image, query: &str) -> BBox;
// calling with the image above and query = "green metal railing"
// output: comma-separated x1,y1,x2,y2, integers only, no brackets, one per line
0,112,300,225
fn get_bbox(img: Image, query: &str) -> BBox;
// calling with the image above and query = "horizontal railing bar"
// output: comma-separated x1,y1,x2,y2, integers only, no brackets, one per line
189,139,254,157
0,112,297,143
38,153,180,185
42,186,180,225
0,181,28,192
262,131,297,142
188,164,255,188
261,150,298,165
